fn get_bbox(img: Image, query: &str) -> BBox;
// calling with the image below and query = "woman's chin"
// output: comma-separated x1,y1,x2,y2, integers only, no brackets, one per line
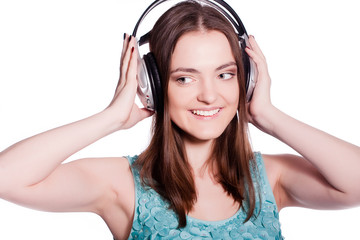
182,129,224,143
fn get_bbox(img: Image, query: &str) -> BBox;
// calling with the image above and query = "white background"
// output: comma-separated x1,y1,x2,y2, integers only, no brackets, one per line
0,0,359,239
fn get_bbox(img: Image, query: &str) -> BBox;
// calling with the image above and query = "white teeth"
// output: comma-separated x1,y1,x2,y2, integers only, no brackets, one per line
192,109,220,116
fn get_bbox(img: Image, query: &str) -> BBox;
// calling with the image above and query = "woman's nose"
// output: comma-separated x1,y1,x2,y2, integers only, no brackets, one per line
196,79,217,104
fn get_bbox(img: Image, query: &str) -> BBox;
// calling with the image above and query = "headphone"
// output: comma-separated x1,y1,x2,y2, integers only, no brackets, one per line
132,0,256,112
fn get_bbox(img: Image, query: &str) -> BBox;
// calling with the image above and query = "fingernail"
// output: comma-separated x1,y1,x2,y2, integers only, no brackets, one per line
123,33,126,40
129,35,132,42
131,47,134,53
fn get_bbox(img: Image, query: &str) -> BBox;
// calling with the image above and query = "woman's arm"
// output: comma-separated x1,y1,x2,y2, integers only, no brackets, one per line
0,35,151,213
246,36,360,210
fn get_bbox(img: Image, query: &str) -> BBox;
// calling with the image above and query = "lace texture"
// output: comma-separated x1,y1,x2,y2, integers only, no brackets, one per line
127,153,284,240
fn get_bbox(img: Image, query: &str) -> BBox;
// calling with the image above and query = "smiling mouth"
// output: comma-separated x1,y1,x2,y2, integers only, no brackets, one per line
191,109,220,117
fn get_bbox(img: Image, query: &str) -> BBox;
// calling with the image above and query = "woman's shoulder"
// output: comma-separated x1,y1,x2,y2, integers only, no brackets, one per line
261,153,305,180
260,153,309,211
77,156,136,238
71,156,135,208
260,153,282,178
259,153,290,211
92,156,135,193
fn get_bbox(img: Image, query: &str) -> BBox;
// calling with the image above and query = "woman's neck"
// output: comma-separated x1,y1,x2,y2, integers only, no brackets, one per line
183,138,214,177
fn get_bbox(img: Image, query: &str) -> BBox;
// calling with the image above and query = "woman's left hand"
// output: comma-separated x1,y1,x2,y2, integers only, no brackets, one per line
245,35,276,134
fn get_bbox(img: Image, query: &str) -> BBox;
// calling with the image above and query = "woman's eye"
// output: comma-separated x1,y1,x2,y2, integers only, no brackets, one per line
218,73,235,80
176,77,193,84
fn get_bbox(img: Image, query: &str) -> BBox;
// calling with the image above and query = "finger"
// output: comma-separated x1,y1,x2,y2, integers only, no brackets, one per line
120,33,130,68
118,36,135,91
121,36,135,76
138,107,155,120
245,39,269,76
115,34,131,93
245,46,267,73
245,46,259,63
125,41,138,92
248,35,266,61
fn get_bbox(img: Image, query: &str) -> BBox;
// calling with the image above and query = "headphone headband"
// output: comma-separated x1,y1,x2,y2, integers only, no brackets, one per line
134,0,256,111
132,0,248,46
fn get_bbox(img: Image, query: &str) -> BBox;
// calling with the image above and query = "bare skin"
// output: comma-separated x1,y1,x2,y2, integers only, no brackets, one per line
0,32,359,240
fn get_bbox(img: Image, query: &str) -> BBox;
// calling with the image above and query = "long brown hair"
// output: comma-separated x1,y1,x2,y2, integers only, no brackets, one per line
135,1,257,228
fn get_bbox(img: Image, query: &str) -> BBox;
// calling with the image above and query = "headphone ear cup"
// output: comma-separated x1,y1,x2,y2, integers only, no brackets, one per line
240,41,256,102
242,47,250,90
143,52,163,112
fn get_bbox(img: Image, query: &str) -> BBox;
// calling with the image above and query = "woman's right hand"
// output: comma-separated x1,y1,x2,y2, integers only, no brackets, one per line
106,34,153,130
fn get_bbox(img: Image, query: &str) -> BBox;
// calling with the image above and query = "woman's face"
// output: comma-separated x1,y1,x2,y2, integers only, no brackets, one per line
168,30,239,142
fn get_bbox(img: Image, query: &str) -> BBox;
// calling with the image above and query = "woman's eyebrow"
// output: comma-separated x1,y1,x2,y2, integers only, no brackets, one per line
170,61,237,74
170,67,199,74
215,61,237,71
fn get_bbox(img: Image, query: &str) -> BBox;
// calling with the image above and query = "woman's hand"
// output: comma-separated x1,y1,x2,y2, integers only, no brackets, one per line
245,35,276,134
106,34,153,130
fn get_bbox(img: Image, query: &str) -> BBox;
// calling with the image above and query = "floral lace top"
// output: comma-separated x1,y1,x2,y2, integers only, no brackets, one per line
126,153,283,240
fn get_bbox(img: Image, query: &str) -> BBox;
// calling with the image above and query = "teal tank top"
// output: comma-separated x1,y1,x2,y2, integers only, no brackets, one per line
126,152,283,240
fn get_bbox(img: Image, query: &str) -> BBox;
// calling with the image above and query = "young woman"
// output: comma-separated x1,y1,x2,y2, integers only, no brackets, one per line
0,1,359,239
